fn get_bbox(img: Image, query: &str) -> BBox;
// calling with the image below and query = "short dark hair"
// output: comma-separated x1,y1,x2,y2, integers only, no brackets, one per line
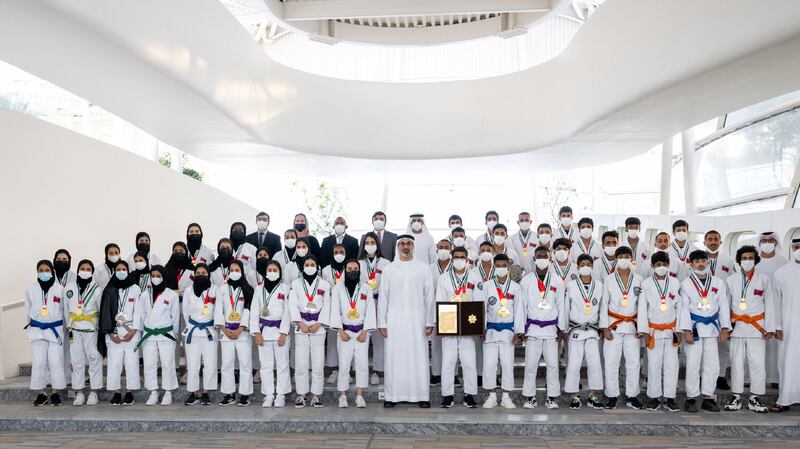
553,238,572,250
689,249,708,262
493,254,510,264
485,210,499,220
256,211,269,219
624,217,641,227
601,230,619,243
372,211,386,219
451,226,465,235
576,254,594,266
651,250,670,266
534,245,551,257
537,223,552,231
615,246,633,258
479,241,494,250
672,219,689,231
451,246,469,258
518,211,531,217
492,223,507,233
735,245,760,266
704,230,721,239
559,206,573,216
577,217,594,228
448,214,462,222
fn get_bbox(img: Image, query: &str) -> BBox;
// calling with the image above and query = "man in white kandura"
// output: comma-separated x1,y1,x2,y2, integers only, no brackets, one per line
378,234,436,408
768,237,800,413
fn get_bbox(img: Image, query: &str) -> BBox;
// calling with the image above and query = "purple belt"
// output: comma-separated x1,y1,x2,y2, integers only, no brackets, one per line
525,318,558,333
343,323,364,333
299,311,321,322
225,322,240,331
259,318,282,332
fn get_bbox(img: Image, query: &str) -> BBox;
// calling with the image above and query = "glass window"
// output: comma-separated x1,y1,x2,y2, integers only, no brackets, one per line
725,89,800,127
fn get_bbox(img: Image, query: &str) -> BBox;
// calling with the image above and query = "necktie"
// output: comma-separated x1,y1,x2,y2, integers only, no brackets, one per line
259,232,264,246
376,231,382,244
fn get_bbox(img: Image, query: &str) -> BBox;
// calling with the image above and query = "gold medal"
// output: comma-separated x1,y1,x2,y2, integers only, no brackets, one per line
583,304,592,316
620,294,629,308
228,310,240,321
499,298,508,307
738,300,747,311
40,305,49,317
659,302,668,312
347,308,360,320
523,248,528,257
75,304,84,316
450,294,461,302
460,292,469,301
497,306,511,318
202,304,210,316
367,279,378,289
336,278,342,285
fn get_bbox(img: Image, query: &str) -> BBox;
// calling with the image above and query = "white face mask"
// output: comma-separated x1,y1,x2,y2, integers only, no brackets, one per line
654,266,669,277
108,255,120,263
134,261,147,271
151,277,163,286
303,266,317,276
519,221,531,231
486,220,498,230
285,239,296,249
411,222,423,232
706,247,719,255
334,224,346,235
604,246,617,257
480,251,493,262
579,228,593,239
493,235,506,246
495,267,509,278
693,266,709,276
373,220,385,231
555,249,569,263
616,259,631,270
452,259,467,271
78,270,93,280
560,217,572,227
437,249,451,261
453,237,466,247
578,266,593,277
627,229,639,239
295,248,308,258
739,260,755,272
449,223,460,231
266,271,280,282
793,249,800,262
760,242,776,254
228,271,242,281
365,244,377,255
333,253,345,263
115,271,128,280
538,233,551,244
675,231,688,242
256,220,269,231
535,259,550,270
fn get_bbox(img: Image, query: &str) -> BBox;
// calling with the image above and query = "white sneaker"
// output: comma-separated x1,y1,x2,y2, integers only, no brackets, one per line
262,395,274,408
370,373,380,385
327,370,339,384
274,394,286,408
86,392,99,406
160,391,172,406
338,395,349,408
501,395,517,409
146,391,160,406
523,397,537,409
355,395,366,408
73,392,86,406
483,394,498,409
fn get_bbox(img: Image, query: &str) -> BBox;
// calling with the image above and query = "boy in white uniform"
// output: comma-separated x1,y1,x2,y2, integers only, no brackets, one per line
552,238,579,284
669,220,697,281
490,224,519,265
705,230,736,392
537,224,554,251
214,260,253,406
26,260,66,406
555,206,577,241
429,239,453,385
595,231,620,282
509,212,537,273
571,218,603,263
66,260,103,406
621,217,652,278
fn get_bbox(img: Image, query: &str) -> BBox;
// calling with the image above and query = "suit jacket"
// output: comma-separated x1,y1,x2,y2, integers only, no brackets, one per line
319,234,360,268
360,230,397,261
245,231,282,258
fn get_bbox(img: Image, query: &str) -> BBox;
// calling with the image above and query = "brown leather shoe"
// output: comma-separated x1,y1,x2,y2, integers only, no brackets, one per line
769,404,789,413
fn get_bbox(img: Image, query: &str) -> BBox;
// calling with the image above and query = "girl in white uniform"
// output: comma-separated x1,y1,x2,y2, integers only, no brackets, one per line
130,251,152,292
182,264,217,406
214,259,254,406
273,229,298,272
99,260,142,406
230,222,257,272
127,231,162,267
164,242,195,295
322,244,346,384
329,259,377,408
26,260,66,406
283,238,310,286
186,223,215,266
66,260,103,406
249,260,292,408
94,243,121,289
208,238,237,287
53,249,75,385
358,232,390,385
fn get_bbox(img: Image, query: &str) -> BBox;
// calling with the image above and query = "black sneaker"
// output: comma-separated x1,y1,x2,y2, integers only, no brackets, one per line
716,377,731,391
310,396,323,408
419,401,431,408
626,396,642,410
441,395,454,408
220,394,236,406
664,398,680,412
184,392,200,406
685,398,698,413
603,396,618,410
200,392,211,406
238,395,250,406
50,393,62,406
701,397,720,412
569,394,582,409
748,395,768,413
33,393,48,407
294,396,307,408
110,392,122,405
588,394,603,410
383,401,396,408
724,394,742,411
430,375,441,386
645,398,660,411
463,394,477,408
122,392,135,406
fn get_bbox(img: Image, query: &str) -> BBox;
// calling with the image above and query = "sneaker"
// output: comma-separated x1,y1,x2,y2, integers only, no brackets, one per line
50,393,62,406
545,397,559,409
370,373,381,385
274,394,286,408
747,395,768,413
73,391,86,406
110,393,122,405
603,396,618,410
523,397,537,409
724,394,742,411
262,394,274,408
440,395,454,408
238,395,250,406
685,398,698,413
645,398,660,411
463,394,478,408
626,397,643,410
419,401,431,408
355,395,366,408
310,396,323,408
86,392,99,406
664,398,680,412
220,394,236,406
295,396,307,408
701,397,720,412
383,401,396,408
716,377,731,391
185,392,200,406
588,394,603,410
327,370,338,384
500,394,516,409
122,392,135,406
33,393,49,407
569,394,582,409
200,392,211,406
146,391,160,406
338,395,349,408
483,394,498,409
430,375,441,386
161,391,172,406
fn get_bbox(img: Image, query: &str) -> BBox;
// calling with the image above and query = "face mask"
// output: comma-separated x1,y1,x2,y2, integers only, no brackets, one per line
151,277,163,286
579,228,592,239
256,220,269,231
333,254,346,263
437,249,451,261
266,271,280,282
53,260,70,274
230,230,245,242
411,222,422,232
560,217,571,227
617,259,631,270
760,242,776,254
346,271,360,281
296,248,308,258
535,259,550,270
294,223,307,232
137,242,150,253
493,235,506,246
654,266,669,277
78,270,93,280
115,271,128,280
555,250,569,263
487,220,498,229
303,266,317,276
334,224,346,235
674,231,688,242
285,239,296,249
519,221,530,231
495,267,509,277
449,223,460,231
453,237,466,247
228,271,242,281
134,261,147,271
452,259,467,271
256,258,269,273
627,229,639,239
739,260,755,272
604,246,617,257
706,247,719,255
218,248,233,259
373,220,385,231
193,275,210,290
108,255,120,263
365,244,377,255
187,234,202,246
578,266,593,277
38,272,53,282
793,249,800,262
480,252,493,262
538,233,551,244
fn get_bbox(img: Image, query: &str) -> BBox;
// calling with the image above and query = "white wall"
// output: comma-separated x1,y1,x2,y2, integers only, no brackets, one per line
0,109,257,377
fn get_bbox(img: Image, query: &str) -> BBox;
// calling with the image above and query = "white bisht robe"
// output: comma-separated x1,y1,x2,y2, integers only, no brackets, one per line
378,258,435,402
770,262,800,406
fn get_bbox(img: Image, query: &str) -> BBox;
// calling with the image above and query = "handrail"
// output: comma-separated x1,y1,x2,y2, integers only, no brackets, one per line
0,299,24,311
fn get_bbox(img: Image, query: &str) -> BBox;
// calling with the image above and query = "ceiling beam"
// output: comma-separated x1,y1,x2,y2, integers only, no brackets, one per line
282,0,552,22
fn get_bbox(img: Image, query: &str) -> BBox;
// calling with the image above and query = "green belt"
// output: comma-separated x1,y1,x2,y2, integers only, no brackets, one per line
135,325,175,350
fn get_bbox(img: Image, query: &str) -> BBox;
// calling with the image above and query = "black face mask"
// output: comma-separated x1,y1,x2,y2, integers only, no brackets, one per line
187,234,202,251
256,257,270,275
137,242,151,254
53,260,70,277
192,275,211,296
172,252,188,262
294,223,307,232
218,247,233,259
230,230,245,243
345,271,360,282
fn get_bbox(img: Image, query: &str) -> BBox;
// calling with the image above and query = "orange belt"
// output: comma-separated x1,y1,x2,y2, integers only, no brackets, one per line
731,312,766,335
608,311,637,331
647,320,678,349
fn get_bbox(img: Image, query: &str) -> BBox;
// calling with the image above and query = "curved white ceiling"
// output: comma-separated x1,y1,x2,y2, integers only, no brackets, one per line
1,0,800,175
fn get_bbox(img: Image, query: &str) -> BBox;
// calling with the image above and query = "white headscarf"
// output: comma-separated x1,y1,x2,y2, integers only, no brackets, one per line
405,213,432,238
757,231,782,253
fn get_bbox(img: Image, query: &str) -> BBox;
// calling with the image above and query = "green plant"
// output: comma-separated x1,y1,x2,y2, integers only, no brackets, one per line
291,180,346,237
158,152,203,182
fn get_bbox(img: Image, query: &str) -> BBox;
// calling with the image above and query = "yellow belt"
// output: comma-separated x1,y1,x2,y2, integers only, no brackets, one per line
69,312,98,342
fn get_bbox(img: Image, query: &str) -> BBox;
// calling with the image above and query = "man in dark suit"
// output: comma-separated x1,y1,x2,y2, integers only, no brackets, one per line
319,216,360,268
360,211,397,261
245,211,282,257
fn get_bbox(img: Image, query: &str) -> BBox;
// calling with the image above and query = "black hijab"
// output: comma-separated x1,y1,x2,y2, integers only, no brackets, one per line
284,230,298,259
186,223,203,254
344,259,360,297
135,231,151,256
76,259,94,294
149,265,168,301
165,242,194,289
192,263,212,297
230,222,247,250
294,237,311,271
255,248,271,278
53,249,72,282
98,260,135,357
208,239,234,272
301,254,320,285
130,251,150,285
264,260,282,293
226,260,253,308
104,243,120,273
331,252,345,273
36,260,56,294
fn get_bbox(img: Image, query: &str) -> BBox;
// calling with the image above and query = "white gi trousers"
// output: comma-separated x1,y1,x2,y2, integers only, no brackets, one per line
603,332,641,398
295,333,326,395
565,338,603,393
684,337,719,397
731,337,766,395
30,340,66,391
646,338,678,399
221,339,253,395
441,336,477,396
106,336,140,391
482,341,515,391
143,339,178,391
257,339,291,396
70,331,102,390
337,335,370,391
185,334,218,392
522,338,560,398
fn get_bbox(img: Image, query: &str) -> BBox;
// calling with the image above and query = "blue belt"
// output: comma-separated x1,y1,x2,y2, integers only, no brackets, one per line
690,312,719,338
187,317,214,344
27,319,64,342
486,322,514,332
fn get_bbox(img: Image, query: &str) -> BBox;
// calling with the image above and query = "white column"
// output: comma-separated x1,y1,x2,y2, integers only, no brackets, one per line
660,140,672,215
681,129,697,215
